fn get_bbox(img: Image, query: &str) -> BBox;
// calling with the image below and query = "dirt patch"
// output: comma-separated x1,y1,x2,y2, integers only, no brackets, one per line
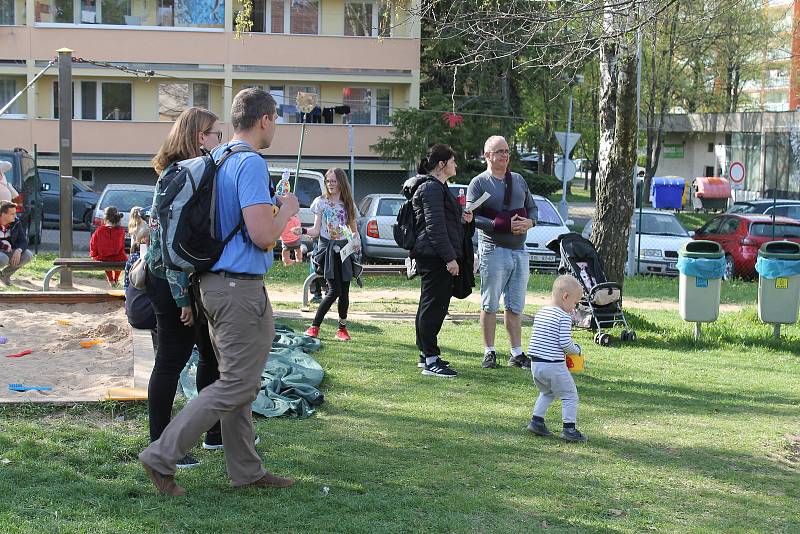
0,301,132,402
768,434,800,470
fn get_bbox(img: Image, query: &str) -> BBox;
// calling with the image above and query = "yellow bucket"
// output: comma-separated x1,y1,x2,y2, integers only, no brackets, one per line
566,353,584,373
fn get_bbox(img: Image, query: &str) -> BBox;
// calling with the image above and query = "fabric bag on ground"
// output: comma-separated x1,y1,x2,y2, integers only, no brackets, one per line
179,324,324,417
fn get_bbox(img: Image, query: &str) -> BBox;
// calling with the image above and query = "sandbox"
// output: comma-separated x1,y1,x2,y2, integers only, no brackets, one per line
0,301,133,402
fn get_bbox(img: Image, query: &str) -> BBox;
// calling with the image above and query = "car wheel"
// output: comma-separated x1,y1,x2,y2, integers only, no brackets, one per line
723,255,734,280
82,210,92,230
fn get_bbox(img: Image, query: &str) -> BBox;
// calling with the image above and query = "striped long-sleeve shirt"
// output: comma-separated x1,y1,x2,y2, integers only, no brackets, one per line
528,306,581,362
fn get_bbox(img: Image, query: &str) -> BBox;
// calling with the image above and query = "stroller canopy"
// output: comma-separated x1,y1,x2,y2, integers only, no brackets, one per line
547,232,609,291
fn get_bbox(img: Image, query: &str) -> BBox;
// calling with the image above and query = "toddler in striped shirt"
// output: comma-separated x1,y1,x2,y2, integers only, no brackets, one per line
526,275,588,442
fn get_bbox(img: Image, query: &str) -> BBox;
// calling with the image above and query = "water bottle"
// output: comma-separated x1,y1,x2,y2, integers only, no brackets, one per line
276,170,291,197
457,188,466,209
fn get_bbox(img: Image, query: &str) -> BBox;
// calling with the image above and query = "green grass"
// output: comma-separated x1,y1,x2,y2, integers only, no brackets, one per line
0,308,798,533
676,212,717,231
549,184,593,204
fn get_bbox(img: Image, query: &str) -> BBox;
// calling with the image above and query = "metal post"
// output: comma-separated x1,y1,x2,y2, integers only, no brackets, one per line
627,24,644,277
294,119,306,193
558,88,573,223
348,124,355,196
773,323,781,339
694,322,701,340
57,48,74,289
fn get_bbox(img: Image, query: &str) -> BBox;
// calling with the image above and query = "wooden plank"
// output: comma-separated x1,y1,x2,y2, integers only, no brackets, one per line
132,328,155,389
0,292,125,304
53,259,127,269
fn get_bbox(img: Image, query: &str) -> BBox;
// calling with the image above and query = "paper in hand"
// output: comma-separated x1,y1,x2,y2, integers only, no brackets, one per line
466,192,491,212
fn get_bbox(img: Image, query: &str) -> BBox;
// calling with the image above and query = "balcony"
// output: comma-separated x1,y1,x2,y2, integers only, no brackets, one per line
0,118,394,159
0,25,418,73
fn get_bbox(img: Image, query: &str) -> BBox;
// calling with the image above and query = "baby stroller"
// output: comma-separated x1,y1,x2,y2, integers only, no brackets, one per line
546,233,636,346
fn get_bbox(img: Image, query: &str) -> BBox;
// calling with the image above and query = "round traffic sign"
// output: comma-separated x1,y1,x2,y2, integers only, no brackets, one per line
554,159,577,182
729,161,746,184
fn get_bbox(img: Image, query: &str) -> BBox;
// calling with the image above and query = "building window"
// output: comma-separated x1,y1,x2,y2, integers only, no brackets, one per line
0,78,17,113
344,1,389,37
53,80,132,120
274,84,319,122
35,0,222,26
158,82,211,120
343,87,391,125
246,0,317,34
0,0,15,24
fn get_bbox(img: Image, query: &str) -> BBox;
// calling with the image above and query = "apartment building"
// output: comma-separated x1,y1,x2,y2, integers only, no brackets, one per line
741,0,796,112
0,0,420,196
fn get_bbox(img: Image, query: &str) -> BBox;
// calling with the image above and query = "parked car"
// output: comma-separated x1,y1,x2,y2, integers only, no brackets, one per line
0,147,43,245
693,213,800,279
727,199,800,220
38,169,100,229
357,193,406,262
524,195,571,272
582,209,692,276
92,184,156,230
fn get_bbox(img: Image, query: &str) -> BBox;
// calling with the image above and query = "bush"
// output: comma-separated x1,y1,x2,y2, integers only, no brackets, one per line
518,169,561,197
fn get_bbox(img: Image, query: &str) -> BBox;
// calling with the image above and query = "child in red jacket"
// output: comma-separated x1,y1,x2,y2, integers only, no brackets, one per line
90,206,127,286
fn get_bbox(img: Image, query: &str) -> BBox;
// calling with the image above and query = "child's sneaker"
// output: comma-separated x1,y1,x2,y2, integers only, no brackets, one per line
305,326,319,338
335,326,351,341
508,353,531,368
526,420,552,437
560,427,588,442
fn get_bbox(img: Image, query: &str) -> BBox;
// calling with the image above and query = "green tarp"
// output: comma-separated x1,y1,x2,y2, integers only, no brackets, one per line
179,324,324,417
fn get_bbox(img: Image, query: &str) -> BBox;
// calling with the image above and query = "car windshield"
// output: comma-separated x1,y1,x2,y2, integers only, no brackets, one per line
100,189,153,212
534,199,562,226
728,203,758,214
639,213,688,236
74,180,93,193
750,222,800,238
376,198,404,217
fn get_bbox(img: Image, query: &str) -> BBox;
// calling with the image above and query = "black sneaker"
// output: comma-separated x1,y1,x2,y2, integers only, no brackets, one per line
310,294,322,304
482,351,499,369
202,433,261,451
526,420,552,437
176,454,200,469
418,355,449,368
560,427,588,442
421,358,457,378
508,353,531,368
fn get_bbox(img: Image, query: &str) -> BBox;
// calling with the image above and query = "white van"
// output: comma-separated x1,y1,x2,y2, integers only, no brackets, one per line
268,167,325,245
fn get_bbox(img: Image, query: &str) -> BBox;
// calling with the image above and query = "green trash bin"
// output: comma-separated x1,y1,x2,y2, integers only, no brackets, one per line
756,241,800,327
677,240,725,324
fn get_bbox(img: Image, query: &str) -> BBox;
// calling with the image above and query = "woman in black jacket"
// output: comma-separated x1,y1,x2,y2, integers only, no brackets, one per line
408,144,473,378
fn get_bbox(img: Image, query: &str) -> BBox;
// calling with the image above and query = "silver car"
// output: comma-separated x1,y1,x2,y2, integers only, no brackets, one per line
356,194,407,262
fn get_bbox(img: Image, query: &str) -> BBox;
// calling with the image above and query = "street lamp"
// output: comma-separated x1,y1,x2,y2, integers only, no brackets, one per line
557,74,584,224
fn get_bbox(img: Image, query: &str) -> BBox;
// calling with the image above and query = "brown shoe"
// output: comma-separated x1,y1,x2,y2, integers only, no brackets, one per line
240,471,295,489
141,460,186,496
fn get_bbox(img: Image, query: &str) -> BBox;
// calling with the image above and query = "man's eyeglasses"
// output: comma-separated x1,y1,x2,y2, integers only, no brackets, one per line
204,130,223,142
489,149,510,155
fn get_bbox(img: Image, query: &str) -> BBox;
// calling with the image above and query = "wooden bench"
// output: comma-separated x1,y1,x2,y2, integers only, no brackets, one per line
301,264,407,307
43,258,128,291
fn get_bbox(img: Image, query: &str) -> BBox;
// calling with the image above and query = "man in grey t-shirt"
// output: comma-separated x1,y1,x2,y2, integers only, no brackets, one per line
467,135,537,370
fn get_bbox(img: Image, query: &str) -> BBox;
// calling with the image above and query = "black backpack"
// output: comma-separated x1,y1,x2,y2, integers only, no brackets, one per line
393,199,417,250
155,144,257,273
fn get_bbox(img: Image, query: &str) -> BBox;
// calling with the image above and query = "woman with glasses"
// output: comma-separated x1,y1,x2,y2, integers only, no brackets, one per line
295,168,361,341
146,107,225,468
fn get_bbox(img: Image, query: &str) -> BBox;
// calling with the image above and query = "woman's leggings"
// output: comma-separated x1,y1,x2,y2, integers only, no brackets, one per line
312,252,350,327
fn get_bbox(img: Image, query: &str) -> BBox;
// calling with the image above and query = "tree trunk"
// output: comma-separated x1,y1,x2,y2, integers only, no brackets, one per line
594,14,639,284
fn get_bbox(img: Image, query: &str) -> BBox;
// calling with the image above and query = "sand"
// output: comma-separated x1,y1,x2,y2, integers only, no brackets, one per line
0,302,132,402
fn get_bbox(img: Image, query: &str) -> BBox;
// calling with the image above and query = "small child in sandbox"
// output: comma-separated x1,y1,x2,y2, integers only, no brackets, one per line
89,206,127,286
526,274,588,442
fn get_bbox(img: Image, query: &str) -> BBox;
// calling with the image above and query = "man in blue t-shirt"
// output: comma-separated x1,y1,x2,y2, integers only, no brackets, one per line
140,88,300,496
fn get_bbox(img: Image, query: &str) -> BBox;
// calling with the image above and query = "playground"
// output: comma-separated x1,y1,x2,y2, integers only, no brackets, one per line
0,261,797,532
